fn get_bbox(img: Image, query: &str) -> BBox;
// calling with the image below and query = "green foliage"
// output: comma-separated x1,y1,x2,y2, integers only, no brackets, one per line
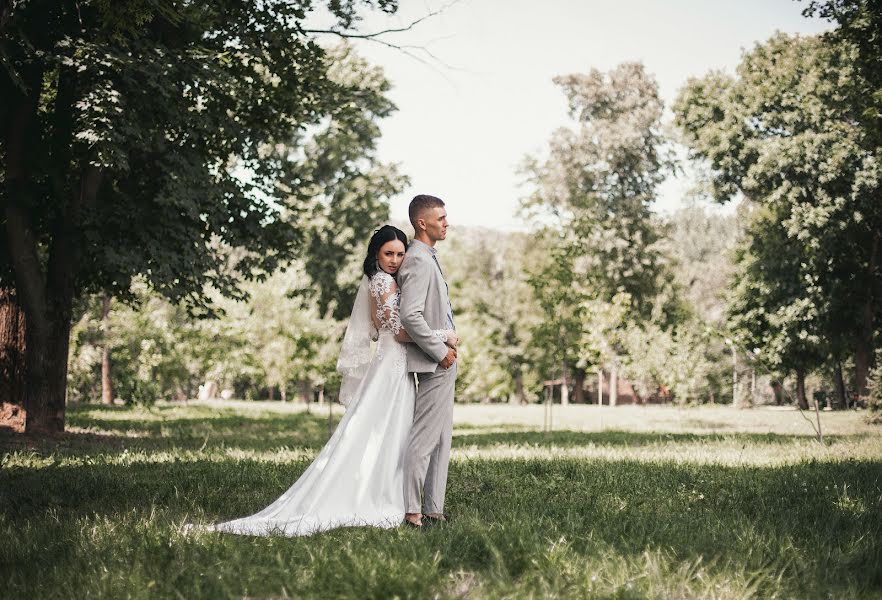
0,0,406,431
69,262,343,404
619,322,717,404
227,264,342,399
0,0,401,314
803,0,882,145
69,280,246,404
444,229,543,403
727,204,828,376
674,31,882,391
282,44,408,320
665,203,738,326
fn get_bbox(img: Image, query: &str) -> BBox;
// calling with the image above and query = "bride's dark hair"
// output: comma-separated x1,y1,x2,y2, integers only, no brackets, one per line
363,225,409,277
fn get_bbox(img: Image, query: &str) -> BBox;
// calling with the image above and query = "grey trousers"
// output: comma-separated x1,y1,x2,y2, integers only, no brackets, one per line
403,363,457,514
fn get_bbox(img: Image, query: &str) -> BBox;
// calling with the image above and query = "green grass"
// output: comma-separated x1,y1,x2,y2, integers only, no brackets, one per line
2,402,881,599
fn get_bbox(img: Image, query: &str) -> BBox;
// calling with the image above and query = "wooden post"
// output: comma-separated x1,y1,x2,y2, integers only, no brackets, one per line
543,381,552,432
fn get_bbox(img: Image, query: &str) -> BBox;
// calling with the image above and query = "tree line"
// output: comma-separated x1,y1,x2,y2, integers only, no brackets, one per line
2,0,881,433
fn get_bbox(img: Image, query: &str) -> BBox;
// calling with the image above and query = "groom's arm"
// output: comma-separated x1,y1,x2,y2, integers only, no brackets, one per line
398,253,449,363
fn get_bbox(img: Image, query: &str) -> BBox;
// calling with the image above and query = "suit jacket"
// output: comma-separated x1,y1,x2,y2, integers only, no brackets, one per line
398,239,454,373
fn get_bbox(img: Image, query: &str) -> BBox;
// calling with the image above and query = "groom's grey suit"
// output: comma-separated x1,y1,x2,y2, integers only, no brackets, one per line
398,238,457,515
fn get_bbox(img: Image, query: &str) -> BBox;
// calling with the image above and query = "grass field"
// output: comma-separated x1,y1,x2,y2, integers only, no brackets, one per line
2,401,881,599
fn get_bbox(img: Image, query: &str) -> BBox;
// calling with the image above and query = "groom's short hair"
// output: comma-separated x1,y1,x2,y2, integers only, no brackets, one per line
409,195,445,228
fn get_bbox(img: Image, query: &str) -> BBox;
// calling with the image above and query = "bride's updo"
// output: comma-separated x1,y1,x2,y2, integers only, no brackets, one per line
363,225,409,277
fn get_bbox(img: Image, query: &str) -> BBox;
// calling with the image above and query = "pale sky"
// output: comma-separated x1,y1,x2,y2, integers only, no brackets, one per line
339,0,831,231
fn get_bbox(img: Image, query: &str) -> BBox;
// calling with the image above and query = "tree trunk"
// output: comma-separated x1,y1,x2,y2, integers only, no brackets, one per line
573,367,585,404
22,316,72,433
4,61,99,433
268,386,275,401
4,60,69,433
610,364,618,406
855,231,879,402
795,369,808,410
771,381,782,405
100,294,113,405
20,162,102,432
280,385,286,403
833,360,848,409
731,345,739,408
597,369,603,405
511,370,526,404
855,328,872,402
300,380,312,412
0,288,27,432
750,368,756,408
560,364,569,406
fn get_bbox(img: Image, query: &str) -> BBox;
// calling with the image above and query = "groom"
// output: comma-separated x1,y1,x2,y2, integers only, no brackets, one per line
398,194,458,528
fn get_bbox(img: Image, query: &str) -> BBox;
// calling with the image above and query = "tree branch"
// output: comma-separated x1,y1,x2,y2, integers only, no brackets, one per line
303,0,465,74
303,0,458,39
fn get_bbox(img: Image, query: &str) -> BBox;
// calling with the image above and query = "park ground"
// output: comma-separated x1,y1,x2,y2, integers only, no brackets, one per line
2,401,881,599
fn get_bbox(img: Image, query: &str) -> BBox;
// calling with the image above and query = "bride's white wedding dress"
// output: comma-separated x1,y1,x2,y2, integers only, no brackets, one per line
208,271,416,536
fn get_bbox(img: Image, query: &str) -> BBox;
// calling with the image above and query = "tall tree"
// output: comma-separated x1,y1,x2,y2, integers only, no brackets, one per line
674,32,882,400
522,63,677,394
0,1,398,432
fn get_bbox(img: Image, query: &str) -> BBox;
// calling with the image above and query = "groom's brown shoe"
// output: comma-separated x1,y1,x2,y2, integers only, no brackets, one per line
402,518,423,530
422,513,450,527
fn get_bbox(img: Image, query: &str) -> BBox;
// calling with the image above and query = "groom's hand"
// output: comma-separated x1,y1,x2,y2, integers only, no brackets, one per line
439,347,457,369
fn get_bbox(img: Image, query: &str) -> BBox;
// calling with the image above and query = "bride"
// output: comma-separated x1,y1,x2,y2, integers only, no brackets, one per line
206,225,457,536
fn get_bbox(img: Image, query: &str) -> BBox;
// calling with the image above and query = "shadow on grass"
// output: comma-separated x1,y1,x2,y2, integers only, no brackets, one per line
0,403,341,455
2,404,869,460
452,428,864,448
2,452,880,595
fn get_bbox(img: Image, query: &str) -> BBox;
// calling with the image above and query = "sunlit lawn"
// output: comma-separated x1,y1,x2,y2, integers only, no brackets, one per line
2,400,880,598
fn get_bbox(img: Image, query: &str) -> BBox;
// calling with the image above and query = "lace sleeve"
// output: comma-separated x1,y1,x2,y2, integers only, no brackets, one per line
369,272,402,334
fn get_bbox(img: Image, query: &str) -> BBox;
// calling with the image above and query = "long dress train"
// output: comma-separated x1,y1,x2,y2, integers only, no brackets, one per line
208,271,415,536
